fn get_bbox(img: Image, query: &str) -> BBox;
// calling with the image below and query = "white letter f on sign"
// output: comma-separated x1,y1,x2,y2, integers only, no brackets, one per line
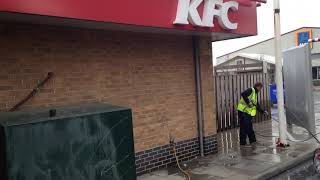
173,0,239,30
173,0,203,26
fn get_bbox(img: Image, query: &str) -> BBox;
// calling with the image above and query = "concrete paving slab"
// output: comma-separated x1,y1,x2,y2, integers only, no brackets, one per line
232,159,275,173
244,152,282,163
191,165,238,178
138,119,318,180
227,174,251,180
252,148,316,180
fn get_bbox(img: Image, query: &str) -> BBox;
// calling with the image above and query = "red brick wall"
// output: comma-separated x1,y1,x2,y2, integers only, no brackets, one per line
0,23,216,152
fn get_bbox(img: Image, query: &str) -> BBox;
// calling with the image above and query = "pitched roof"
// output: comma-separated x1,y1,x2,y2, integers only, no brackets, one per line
216,53,275,66
216,27,320,59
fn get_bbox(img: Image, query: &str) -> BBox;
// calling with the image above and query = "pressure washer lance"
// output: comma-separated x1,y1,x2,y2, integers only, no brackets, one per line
245,101,289,147
170,138,191,180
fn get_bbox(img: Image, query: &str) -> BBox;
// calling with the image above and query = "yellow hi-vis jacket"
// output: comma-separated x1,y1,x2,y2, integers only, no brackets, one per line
237,87,257,117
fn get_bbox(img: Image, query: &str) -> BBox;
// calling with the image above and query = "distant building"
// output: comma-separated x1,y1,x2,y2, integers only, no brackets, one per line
215,53,275,82
216,27,320,82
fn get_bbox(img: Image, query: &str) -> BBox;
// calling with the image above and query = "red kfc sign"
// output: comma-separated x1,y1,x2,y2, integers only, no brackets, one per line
0,0,259,36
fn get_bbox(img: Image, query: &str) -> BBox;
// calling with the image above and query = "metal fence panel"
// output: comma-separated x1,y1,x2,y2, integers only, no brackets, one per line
214,73,271,132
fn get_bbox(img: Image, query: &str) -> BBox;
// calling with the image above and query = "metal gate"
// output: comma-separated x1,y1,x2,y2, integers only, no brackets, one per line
214,73,271,132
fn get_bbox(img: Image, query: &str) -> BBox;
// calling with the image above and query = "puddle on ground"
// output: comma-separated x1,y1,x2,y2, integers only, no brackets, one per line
182,152,243,168
184,159,211,169
259,147,288,155
239,148,259,157
287,151,300,158
166,164,224,180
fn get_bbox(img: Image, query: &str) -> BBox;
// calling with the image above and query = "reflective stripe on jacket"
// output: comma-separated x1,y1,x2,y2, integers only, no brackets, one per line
237,87,257,117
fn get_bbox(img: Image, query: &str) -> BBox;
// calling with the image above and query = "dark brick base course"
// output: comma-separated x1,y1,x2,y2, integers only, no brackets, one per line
135,135,218,176
204,135,218,155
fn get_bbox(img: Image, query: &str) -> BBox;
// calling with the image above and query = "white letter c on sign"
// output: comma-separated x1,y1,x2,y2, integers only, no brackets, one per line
218,1,239,30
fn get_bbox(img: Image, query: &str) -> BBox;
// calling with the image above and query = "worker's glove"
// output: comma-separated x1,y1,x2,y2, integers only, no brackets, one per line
248,102,254,108
263,111,269,116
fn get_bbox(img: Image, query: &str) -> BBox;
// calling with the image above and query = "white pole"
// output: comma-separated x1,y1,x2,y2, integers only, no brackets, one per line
273,0,288,145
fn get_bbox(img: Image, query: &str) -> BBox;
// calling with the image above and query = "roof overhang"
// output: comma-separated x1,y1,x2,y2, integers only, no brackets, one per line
0,0,258,40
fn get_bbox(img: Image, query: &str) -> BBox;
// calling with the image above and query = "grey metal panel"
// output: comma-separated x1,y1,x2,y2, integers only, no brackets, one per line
283,44,315,133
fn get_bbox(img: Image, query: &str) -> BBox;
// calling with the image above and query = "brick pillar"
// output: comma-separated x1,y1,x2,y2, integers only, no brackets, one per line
199,38,218,155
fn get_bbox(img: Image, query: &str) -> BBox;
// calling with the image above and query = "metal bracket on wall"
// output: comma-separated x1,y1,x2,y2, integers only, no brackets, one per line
9,72,54,112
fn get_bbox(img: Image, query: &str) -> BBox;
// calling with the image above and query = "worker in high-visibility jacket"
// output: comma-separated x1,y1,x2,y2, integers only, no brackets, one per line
237,82,268,147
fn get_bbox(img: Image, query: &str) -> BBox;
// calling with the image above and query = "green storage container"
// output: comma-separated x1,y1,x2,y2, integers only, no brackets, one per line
0,104,136,180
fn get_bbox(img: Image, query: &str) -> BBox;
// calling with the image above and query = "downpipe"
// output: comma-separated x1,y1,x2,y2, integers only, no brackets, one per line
192,35,204,157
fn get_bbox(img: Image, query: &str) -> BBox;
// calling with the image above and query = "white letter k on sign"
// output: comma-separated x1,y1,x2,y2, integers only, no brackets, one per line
173,0,203,26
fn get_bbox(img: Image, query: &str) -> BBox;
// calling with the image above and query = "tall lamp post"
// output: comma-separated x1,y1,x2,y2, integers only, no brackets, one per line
273,0,288,146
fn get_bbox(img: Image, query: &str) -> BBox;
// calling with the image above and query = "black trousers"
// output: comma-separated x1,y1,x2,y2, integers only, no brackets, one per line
238,111,256,145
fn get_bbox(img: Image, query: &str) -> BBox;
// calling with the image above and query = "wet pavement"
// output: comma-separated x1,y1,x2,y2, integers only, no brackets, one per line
138,91,320,180
271,160,320,180
271,90,320,180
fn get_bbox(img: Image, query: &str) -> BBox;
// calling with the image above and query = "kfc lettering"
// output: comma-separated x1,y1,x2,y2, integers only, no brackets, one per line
174,0,239,30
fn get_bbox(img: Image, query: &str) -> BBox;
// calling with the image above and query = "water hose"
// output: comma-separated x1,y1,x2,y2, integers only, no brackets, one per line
255,114,320,143
170,141,191,180
284,108,320,144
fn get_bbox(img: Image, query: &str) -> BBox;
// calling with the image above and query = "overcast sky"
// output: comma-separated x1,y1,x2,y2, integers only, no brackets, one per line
212,0,320,64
